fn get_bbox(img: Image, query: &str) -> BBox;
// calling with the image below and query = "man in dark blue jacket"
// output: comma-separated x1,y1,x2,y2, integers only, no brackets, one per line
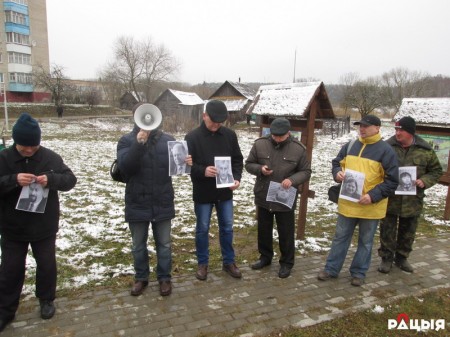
0,113,77,332
117,104,189,297
185,100,244,281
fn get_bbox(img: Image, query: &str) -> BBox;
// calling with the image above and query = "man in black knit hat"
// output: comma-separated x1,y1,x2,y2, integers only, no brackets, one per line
378,116,442,274
0,113,77,332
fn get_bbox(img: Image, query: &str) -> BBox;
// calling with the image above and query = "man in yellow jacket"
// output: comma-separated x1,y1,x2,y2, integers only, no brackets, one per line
318,115,399,286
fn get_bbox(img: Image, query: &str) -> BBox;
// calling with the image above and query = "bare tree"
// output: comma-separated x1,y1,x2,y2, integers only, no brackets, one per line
339,72,360,115
98,69,126,107
140,39,180,101
341,73,383,117
32,63,72,107
380,67,430,112
100,36,179,105
83,88,102,108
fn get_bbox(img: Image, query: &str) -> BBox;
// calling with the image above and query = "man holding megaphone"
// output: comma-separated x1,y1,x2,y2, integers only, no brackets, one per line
116,103,192,297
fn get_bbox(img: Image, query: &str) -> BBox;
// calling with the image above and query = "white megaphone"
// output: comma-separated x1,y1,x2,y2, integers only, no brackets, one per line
134,103,162,131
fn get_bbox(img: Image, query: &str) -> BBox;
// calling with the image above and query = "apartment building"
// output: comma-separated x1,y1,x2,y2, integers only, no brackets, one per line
1,0,50,102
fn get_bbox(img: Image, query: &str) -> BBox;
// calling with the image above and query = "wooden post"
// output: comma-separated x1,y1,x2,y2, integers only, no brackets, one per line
443,153,450,220
296,100,317,240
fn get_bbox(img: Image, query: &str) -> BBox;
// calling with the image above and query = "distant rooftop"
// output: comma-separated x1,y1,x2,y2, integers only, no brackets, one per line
169,89,204,106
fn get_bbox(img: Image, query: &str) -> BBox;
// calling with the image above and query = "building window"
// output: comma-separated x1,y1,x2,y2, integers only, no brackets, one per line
0,73,4,83
9,72,32,84
5,11,27,25
8,52,31,65
11,0,28,5
6,32,30,45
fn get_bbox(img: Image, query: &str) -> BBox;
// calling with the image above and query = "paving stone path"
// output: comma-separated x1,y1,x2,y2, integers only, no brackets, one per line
2,233,449,337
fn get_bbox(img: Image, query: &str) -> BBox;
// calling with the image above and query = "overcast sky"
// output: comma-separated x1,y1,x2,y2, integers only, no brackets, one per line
46,0,450,85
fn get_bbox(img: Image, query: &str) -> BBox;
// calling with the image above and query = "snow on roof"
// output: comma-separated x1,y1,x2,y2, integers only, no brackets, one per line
169,89,204,106
222,99,249,112
395,98,450,126
251,81,322,116
227,81,256,100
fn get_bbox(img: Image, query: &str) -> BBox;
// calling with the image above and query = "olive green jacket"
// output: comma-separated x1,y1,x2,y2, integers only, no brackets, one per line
245,135,311,212
386,135,442,217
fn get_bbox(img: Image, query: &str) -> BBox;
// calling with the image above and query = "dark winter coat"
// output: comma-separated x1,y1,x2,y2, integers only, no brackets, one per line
245,135,311,212
185,122,243,203
0,145,77,241
117,126,175,222
385,135,442,217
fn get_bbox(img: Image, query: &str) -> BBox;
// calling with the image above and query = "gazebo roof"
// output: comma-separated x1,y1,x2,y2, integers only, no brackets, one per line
248,81,334,118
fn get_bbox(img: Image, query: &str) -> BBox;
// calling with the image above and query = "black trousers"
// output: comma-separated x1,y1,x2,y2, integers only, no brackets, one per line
0,235,57,319
257,206,295,268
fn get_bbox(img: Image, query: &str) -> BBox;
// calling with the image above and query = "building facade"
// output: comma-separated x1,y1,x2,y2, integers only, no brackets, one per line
1,0,50,102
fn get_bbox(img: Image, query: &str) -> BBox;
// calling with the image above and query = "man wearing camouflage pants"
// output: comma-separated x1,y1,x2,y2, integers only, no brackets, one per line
378,116,442,273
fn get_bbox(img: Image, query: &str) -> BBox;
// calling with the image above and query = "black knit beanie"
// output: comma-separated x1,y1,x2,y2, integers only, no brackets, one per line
395,116,416,135
12,113,41,146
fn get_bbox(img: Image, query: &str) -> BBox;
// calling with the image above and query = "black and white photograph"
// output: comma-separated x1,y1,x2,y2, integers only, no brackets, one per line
266,181,297,209
395,166,417,195
215,156,234,188
340,169,365,202
16,183,49,213
168,141,191,176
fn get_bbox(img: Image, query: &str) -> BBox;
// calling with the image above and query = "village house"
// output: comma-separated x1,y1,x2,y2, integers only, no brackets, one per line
208,80,257,125
154,89,204,132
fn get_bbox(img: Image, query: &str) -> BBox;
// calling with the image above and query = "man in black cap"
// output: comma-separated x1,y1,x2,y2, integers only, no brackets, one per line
317,114,399,286
0,113,77,332
185,100,244,281
377,116,442,274
245,118,311,278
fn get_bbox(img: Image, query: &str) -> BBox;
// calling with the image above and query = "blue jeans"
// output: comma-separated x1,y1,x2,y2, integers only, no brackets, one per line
324,214,378,279
194,199,235,265
129,220,172,281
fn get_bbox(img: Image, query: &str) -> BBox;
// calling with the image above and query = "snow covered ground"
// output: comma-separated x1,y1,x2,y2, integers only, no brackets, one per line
2,118,448,295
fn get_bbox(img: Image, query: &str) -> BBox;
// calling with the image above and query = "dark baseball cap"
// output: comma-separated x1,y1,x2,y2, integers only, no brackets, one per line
353,115,381,127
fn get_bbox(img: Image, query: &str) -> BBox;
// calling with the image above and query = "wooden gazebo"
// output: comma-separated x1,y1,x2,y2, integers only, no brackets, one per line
246,81,335,239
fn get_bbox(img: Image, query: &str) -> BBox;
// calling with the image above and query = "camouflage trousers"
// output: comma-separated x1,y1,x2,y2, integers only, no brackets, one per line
378,214,419,261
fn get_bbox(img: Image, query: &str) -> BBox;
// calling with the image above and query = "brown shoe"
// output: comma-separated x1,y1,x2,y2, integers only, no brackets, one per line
196,264,208,280
317,270,335,281
223,263,242,278
130,280,148,296
159,280,172,296
350,277,365,287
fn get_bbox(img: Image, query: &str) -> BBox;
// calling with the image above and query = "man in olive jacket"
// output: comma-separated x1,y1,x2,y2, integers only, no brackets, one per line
245,118,311,278
0,113,77,332
378,116,442,274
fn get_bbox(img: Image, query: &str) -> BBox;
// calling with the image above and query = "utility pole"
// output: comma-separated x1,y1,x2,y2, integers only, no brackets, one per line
2,82,8,131
293,48,297,83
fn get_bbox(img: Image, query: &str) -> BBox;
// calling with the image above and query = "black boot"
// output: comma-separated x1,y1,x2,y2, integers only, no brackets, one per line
394,255,413,273
378,258,393,273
